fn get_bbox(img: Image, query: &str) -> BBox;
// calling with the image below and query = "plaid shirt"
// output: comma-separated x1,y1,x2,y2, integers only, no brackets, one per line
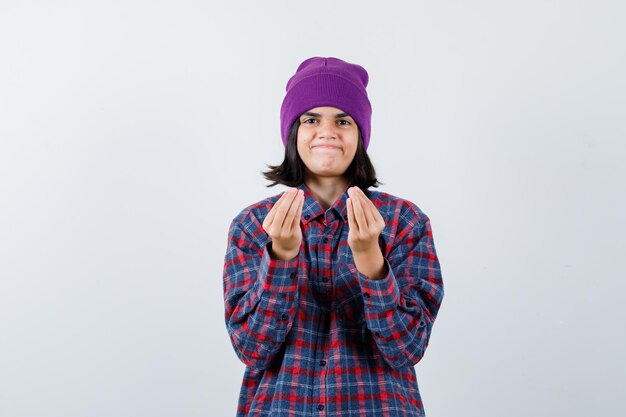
222,182,444,417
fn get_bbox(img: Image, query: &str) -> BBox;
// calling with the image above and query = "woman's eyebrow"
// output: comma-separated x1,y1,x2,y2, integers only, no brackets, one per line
301,111,351,118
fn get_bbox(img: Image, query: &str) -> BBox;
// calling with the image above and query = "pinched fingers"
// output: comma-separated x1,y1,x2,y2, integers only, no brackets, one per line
347,186,385,239
263,187,290,230
290,190,304,230
263,187,304,246
348,191,369,233
277,188,303,233
265,188,304,256
354,187,384,229
263,188,300,232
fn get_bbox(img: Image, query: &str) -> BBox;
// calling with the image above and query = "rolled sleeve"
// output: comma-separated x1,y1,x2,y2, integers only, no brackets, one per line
257,241,300,292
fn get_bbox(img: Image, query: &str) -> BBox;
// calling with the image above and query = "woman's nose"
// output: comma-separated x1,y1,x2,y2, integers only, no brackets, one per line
317,119,338,137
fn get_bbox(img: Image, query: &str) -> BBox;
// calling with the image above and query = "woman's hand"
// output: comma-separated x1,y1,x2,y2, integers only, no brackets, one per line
346,186,386,254
262,188,304,260
346,186,388,280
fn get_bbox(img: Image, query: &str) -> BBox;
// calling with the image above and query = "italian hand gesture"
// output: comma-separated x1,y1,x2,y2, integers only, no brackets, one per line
262,187,304,260
346,186,386,254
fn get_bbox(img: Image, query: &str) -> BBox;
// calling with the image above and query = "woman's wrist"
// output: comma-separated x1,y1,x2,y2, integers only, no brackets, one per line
352,246,388,280
269,241,299,260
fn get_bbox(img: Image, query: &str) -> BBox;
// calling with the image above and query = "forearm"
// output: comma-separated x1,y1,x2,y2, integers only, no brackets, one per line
355,256,441,370
356,214,445,370
224,231,300,369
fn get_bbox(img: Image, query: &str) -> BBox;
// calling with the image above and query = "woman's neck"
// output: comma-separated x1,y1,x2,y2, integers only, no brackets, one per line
304,176,349,211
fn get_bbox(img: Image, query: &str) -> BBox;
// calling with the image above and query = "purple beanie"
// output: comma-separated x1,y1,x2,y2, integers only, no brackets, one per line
279,57,372,150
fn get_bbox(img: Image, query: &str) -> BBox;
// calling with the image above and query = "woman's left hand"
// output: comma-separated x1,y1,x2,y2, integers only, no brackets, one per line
346,186,386,254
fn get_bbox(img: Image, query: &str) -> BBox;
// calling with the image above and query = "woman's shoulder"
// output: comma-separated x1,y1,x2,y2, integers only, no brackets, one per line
367,188,430,225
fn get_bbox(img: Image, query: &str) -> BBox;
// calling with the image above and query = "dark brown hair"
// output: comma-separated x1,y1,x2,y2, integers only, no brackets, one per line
262,118,382,189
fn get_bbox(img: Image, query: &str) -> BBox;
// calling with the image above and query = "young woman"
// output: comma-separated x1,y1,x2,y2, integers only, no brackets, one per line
222,57,444,417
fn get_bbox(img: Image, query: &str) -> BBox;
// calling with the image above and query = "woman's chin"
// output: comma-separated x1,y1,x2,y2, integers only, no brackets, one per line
310,168,346,178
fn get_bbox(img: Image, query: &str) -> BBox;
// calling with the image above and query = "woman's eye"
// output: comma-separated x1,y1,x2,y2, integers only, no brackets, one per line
301,119,350,125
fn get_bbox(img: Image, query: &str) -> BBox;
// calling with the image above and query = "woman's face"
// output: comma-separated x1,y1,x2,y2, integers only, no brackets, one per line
296,106,359,181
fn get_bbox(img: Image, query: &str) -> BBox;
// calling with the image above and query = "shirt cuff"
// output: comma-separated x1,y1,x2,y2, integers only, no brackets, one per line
356,257,400,312
257,240,299,292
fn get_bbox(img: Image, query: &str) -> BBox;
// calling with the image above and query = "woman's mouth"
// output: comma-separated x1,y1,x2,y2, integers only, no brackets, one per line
313,145,341,150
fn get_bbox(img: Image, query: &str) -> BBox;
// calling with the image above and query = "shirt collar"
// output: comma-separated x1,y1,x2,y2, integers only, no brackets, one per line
296,182,351,225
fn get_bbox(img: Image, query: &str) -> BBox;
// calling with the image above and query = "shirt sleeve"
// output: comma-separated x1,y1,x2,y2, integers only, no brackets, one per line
356,208,444,370
222,218,300,370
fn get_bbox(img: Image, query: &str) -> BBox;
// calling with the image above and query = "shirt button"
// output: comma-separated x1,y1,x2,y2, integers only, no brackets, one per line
320,360,326,366
304,214,310,220
290,272,296,279
321,237,328,243
318,404,325,411
281,314,288,321
364,292,370,298
343,214,348,221
322,277,329,282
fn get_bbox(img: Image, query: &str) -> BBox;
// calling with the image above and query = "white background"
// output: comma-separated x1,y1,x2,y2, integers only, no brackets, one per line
1,1,625,416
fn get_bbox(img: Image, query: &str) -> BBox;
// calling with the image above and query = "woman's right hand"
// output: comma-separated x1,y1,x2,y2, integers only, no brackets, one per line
262,188,304,260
